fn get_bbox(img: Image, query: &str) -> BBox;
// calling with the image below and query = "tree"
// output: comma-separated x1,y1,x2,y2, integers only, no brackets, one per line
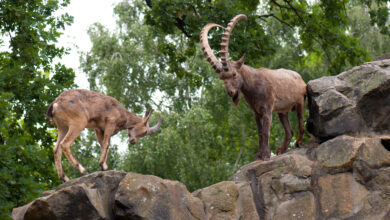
142,0,379,75
348,3,390,58
0,0,74,218
81,0,217,114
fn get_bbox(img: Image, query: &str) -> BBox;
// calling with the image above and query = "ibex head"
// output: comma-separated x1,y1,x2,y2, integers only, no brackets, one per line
200,14,248,106
128,108,162,145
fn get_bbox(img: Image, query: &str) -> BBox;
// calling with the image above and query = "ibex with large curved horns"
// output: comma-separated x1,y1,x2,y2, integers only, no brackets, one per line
46,89,162,182
201,14,306,160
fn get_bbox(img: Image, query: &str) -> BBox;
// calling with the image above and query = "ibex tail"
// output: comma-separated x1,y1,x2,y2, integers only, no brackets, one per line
46,102,55,121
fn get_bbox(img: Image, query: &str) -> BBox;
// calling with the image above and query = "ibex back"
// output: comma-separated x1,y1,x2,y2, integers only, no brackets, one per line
201,14,306,160
46,89,161,182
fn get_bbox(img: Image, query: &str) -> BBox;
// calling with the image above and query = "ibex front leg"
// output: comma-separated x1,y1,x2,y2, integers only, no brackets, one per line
60,125,88,176
95,128,104,147
54,124,70,182
255,111,272,161
98,126,114,171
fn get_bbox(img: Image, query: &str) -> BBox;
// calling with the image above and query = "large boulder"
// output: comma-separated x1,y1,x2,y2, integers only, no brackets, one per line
12,171,206,220
229,150,316,220
307,59,390,141
192,181,259,220
12,171,127,220
374,52,390,61
113,172,206,220
316,173,368,219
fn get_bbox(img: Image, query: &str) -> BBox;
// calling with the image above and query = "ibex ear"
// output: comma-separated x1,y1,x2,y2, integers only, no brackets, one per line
237,53,246,69
144,107,153,124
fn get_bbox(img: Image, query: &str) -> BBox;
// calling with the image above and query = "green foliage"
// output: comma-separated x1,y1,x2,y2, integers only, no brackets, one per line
141,0,386,75
0,0,74,218
348,3,390,58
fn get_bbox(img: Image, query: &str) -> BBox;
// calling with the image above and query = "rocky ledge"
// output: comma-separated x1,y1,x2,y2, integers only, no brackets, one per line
12,135,390,220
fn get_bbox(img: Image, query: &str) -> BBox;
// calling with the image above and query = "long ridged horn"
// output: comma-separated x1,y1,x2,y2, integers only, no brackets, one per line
149,113,162,134
200,23,225,73
220,14,248,72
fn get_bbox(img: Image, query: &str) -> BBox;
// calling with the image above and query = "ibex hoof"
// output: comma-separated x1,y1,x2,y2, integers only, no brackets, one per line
60,175,70,182
100,162,108,171
275,147,285,155
78,165,88,175
256,151,270,161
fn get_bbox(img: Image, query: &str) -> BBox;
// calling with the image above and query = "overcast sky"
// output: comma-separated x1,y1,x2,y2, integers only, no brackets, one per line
58,0,122,89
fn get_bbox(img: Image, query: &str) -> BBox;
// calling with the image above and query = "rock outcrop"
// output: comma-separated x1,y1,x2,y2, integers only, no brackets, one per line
114,172,206,220
12,136,390,220
307,59,390,141
12,171,127,220
374,53,390,61
12,60,390,220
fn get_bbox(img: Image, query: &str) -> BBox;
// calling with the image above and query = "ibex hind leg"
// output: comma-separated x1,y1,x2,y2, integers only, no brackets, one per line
60,125,89,176
99,127,115,171
276,113,293,155
295,98,305,148
54,123,70,182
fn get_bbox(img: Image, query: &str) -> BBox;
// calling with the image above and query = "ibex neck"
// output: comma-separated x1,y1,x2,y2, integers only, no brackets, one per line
240,65,267,96
240,65,254,94
125,112,143,129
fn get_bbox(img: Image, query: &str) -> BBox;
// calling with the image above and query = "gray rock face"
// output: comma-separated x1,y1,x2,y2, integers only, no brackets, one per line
12,171,127,220
12,171,207,220
227,136,389,220
114,172,206,220
192,181,259,220
12,135,390,220
374,53,390,61
307,59,390,141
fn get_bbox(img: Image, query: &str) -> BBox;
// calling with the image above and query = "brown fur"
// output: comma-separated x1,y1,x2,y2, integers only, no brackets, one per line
201,15,307,160
46,89,161,182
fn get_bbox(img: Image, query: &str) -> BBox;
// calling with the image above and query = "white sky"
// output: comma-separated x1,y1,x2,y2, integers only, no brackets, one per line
57,0,122,89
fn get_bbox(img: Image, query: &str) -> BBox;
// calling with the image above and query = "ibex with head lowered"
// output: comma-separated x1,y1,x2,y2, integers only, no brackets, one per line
46,89,161,182
201,14,306,160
